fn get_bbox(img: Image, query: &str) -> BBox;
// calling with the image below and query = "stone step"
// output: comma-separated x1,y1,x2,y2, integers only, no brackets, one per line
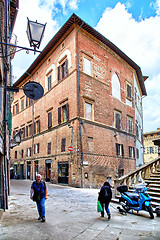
148,183,160,188
146,177,160,180
148,187,160,192
150,174,160,177
147,190,160,198
145,179,160,183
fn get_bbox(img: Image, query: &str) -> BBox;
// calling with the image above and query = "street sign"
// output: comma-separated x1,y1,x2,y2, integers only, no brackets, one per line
68,146,73,152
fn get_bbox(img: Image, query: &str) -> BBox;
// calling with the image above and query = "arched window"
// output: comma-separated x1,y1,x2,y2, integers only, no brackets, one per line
112,73,121,100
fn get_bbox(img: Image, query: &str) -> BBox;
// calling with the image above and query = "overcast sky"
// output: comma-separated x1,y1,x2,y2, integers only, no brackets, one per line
11,0,160,133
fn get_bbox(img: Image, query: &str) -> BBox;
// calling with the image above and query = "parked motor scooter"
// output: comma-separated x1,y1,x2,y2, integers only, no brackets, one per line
117,184,154,219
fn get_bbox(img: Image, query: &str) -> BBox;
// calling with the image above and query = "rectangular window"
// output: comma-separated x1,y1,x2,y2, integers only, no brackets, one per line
36,120,40,133
29,124,32,136
48,112,52,128
26,126,28,137
116,143,124,156
129,146,135,158
27,147,32,157
136,148,139,159
135,122,139,138
127,117,133,134
15,151,17,159
15,103,19,114
22,127,25,138
114,111,121,130
126,83,132,100
21,149,24,158
58,103,69,124
61,138,66,152
85,102,92,120
34,143,39,154
48,142,51,154
84,57,91,75
155,146,158,153
48,75,52,90
57,58,68,82
21,99,24,111
150,147,154,154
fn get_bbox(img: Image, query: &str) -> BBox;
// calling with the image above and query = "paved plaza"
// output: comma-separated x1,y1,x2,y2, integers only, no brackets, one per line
0,180,159,240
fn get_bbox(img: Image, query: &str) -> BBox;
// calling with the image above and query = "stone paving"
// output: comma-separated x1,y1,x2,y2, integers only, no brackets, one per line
0,180,160,240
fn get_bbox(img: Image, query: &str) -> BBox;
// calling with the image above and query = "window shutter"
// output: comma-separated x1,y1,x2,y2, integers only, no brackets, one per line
116,143,118,155
37,143,39,153
48,112,52,128
34,122,36,134
129,147,131,157
26,97,28,107
26,126,28,137
57,66,61,82
61,138,66,152
34,144,35,154
133,147,135,158
38,120,40,133
17,103,19,113
121,145,124,156
66,103,69,121
64,59,68,77
58,107,61,124
116,113,121,129
13,105,15,115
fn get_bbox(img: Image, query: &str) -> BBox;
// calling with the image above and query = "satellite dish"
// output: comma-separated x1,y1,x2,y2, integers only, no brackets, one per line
23,81,44,100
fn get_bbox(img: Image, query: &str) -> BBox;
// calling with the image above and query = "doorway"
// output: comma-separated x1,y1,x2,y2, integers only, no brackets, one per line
20,164,24,179
45,160,51,182
27,161,31,179
34,161,39,179
58,162,69,184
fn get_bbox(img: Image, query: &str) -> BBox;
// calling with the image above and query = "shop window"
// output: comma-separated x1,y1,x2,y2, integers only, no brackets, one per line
58,103,69,124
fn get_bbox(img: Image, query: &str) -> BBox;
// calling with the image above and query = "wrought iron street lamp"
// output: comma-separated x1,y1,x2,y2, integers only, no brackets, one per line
26,18,46,54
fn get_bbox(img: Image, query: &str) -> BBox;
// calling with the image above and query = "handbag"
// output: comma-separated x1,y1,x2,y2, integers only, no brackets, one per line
97,201,103,212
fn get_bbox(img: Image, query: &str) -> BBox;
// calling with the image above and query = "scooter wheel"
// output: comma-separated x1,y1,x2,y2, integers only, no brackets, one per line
147,205,154,219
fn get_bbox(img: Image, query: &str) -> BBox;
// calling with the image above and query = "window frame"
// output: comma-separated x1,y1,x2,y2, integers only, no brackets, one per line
126,82,132,100
58,102,69,124
83,56,92,76
114,110,122,130
57,58,68,82
127,116,133,134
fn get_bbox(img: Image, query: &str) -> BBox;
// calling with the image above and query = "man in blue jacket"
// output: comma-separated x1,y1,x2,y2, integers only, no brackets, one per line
98,181,112,219
30,174,48,222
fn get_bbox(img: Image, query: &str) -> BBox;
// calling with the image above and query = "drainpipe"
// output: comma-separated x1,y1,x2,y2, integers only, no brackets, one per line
76,22,84,187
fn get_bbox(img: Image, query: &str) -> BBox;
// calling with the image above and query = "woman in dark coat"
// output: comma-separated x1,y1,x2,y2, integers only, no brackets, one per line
98,181,112,219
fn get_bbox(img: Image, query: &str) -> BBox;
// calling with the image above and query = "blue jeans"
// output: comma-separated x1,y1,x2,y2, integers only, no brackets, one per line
100,201,110,216
36,198,45,217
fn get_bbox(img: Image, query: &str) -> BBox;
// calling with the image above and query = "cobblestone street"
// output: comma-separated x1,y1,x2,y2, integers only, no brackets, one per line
0,180,160,240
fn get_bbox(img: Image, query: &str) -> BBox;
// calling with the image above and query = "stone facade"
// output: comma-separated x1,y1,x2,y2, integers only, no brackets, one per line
143,128,160,164
10,14,147,188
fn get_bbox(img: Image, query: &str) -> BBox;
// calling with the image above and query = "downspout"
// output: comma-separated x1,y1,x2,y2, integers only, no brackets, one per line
76,22,84,187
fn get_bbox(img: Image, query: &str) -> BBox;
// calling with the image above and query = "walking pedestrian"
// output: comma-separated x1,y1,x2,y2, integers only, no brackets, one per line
30,174,48,222
98,181,112,219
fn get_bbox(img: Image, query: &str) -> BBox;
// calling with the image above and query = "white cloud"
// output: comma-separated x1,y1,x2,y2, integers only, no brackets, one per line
96,2,160,132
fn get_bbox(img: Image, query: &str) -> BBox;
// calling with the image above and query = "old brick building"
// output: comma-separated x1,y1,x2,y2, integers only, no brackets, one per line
10,14,147,188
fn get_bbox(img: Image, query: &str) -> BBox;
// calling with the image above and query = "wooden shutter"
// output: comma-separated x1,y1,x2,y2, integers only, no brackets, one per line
58,107,61,124
34,122,36,134
64,59,68,77
57,66,61,82
17,103,19,113
66,103,69,121
13,105,15,115
116,143,118,155
37,143,39,153
48,112,52,128
48,142,51,154
116,113,121,129
133,147,135,158
61,138,66,152
121,145,124,156
38,120,40,133
127,84,131,99
26,126,28,137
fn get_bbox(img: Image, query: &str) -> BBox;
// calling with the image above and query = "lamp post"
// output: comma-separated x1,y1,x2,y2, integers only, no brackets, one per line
1,14,46,210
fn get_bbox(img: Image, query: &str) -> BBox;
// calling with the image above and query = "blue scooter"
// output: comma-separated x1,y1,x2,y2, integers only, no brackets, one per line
117,184,154,219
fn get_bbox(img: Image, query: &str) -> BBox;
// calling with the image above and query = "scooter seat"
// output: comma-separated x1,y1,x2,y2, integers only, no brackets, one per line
124,192,139,201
